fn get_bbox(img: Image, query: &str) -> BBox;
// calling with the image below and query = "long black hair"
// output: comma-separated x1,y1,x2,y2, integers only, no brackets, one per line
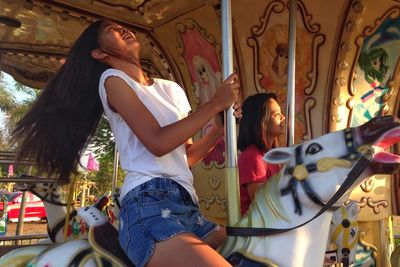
237,92,278,152
12,20,109,183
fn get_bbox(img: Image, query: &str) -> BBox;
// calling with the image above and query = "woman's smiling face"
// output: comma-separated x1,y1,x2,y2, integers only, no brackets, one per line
264,98,285,140
97,21,140,59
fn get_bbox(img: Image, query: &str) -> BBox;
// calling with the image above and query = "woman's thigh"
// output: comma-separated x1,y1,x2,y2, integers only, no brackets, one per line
147,232,231,267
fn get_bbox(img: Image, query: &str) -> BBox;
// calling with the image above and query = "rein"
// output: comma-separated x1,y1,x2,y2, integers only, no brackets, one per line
226,149,373,237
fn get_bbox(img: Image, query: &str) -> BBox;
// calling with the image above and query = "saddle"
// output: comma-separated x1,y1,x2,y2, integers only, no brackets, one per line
79,206,135,267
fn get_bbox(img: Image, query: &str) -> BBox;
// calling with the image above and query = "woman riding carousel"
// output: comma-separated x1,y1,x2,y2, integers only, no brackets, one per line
12,19,241,267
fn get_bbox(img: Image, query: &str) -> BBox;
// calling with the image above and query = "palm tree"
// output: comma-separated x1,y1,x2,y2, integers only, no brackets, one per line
0,72,119,192
0,72,38,150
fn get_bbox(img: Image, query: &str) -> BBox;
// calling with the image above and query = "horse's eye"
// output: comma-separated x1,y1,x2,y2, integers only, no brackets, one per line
305,143,323,155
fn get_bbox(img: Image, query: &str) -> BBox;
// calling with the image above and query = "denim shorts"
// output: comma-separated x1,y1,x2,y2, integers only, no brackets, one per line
118,178,219,267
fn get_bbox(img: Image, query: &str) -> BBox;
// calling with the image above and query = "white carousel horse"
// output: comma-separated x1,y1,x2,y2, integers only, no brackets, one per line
325,201,359,266
327,201,379,267
28,182,88,243
2,116,400,267
0,183,123,267
23,206,131,267
220,116,400,267
0,204,130,267
24,181,116,243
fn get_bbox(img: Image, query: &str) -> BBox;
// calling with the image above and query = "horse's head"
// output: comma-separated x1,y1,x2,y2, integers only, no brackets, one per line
32,183,65,204
264,116,400,214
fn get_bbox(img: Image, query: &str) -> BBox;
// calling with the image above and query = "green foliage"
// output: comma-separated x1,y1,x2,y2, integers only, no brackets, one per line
0,72,122,195
0,73,39,150
91,116,115,158
90,152,125,195
88,116,124,195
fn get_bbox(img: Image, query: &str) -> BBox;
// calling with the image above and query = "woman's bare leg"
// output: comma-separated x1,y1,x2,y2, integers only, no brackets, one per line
147,233,231,267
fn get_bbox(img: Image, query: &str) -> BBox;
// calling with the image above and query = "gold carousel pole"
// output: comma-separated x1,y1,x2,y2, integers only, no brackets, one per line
221,0,240,226
111,146,119,197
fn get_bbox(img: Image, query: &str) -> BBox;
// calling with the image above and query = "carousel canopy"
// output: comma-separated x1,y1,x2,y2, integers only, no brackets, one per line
1,0,400,137
0,0,219,88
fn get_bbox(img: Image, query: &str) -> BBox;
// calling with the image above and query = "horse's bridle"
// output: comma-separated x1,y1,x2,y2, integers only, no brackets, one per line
28,182,68,207
281,128,361,215
227,129,373,236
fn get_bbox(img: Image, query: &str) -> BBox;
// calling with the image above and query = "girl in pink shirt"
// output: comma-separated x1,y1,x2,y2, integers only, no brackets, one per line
237,93,285,215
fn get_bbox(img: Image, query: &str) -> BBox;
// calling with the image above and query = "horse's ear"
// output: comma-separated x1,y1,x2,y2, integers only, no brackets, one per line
264,147,293,164
347,201,359,218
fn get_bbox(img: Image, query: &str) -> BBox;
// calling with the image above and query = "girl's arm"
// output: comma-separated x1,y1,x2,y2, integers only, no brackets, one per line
185,128,222,167
186,105,242,167
105,73,240,157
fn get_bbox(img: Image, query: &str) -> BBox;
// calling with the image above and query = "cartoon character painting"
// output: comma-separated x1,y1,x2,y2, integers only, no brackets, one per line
179,22,225,168
351,16,400,127
192,55,222,105
258,24,313,142
352,48,390,126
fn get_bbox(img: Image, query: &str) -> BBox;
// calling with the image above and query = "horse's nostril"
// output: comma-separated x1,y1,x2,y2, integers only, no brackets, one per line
341,248,350,256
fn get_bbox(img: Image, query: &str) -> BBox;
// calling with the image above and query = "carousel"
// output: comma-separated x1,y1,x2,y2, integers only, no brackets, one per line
0,0,400,266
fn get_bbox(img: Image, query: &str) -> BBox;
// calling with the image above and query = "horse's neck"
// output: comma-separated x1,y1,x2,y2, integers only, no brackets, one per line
43,201,70,229
246,174,330,228
31,184,88,243
281,212,333,253
234,175,334,266
251,210,334,267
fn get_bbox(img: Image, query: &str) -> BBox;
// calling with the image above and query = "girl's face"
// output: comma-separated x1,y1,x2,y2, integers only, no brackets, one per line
372,57,382,71
265,98,285,139
98,21,140,59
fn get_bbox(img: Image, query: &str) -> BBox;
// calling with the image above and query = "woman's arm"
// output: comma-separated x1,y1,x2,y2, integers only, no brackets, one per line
186,105,242,167
105,73,240,157
185,128,222,167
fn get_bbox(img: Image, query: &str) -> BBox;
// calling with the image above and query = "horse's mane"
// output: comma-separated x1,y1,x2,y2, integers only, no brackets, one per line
236,168,290,229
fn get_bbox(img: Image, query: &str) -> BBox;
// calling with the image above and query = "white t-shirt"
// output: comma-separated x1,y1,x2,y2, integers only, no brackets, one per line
98,69,197,203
